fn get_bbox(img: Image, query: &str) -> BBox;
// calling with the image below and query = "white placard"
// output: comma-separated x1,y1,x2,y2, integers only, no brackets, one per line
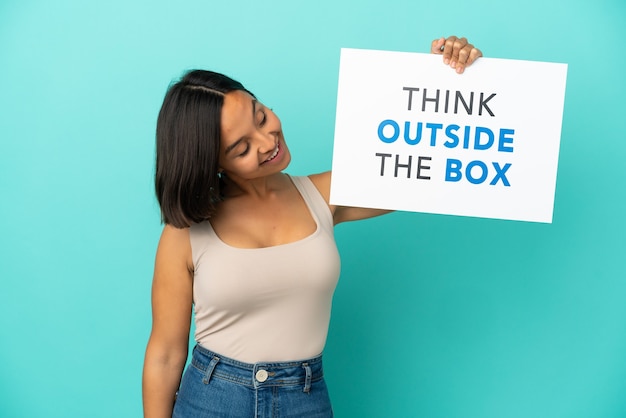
330,49,568,223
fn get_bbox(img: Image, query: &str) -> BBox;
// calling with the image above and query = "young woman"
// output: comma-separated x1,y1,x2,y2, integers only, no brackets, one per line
143,36,482,418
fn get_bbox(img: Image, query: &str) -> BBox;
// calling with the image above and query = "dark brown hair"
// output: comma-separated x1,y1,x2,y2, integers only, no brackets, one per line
155,70,253,228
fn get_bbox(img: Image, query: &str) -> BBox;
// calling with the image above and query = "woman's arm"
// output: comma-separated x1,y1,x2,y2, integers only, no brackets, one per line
308,171,391,224
310,36,482,224
142,225,194,418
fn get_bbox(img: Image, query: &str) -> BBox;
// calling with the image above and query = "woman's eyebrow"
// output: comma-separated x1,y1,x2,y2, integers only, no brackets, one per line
224,99,258,155
251,99,258,116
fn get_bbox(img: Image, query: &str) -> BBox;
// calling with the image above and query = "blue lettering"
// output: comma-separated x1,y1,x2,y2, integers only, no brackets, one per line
426,123,443,146
498,129,515,152
378,119,399,143
474,126,494,150
445,159,463,182
444,124,460,148
490,162,512,186
466,160,489,184
376,121,517,154
463,125,471,149
403,121,423,145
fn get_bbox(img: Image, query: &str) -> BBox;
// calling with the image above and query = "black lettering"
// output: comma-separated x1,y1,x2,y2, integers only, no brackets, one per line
375,153,393,176
417,157,431,180
454,91,474,115
479,93,496,116
394,154,412,178
402,87,420,111
421,88,440,112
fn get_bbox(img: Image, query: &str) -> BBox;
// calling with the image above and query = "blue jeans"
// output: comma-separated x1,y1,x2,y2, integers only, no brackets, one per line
172,345,333,417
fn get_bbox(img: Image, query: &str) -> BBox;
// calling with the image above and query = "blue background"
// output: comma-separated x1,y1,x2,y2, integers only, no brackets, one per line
1,0,625,417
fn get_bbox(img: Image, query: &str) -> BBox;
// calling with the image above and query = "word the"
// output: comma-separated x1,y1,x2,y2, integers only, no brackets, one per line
375,153,432,179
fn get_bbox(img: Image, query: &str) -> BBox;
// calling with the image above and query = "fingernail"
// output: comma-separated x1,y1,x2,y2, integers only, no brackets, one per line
444,58,450,65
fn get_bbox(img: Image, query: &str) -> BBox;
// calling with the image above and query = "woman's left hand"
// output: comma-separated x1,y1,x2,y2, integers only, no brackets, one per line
431,36,483,74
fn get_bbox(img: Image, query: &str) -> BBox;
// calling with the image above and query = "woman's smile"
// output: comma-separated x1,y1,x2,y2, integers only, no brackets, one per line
262,142,282,164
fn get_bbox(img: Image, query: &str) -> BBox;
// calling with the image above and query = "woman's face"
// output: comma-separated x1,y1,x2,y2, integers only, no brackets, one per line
218,90,291,182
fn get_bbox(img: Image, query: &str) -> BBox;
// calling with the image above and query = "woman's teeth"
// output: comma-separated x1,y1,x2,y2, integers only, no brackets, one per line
265,144,279,162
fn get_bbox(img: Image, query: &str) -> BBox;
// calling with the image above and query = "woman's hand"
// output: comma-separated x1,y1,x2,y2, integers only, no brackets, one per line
431,36,483,74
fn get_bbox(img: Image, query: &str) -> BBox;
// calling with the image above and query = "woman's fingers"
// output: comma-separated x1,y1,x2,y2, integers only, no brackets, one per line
430,37,446,54
432,35,483,74
455,42,483,74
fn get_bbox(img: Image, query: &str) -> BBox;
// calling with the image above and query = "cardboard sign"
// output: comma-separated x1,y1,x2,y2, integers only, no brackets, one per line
330,49,568,223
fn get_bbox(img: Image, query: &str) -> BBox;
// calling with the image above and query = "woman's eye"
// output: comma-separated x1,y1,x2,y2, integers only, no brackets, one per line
239,145,250,157
258,110,267,127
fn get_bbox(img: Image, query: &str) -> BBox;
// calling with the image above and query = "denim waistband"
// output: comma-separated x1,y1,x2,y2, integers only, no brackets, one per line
191,344,324,392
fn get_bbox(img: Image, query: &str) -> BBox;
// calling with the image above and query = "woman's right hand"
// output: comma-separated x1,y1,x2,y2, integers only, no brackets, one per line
431,35,483,74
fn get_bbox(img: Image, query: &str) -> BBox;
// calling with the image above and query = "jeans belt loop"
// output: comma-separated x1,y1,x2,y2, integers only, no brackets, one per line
202,356,220,385
302,362,312,393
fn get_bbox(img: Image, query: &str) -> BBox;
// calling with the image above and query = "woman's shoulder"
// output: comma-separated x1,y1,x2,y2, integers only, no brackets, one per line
160,223,191,242
304,171,331,204
155,224,194,276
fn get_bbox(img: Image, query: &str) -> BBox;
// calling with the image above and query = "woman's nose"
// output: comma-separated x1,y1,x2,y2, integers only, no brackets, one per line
256,131,276,153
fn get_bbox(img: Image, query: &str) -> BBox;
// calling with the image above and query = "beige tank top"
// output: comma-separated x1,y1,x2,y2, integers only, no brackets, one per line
189,175,341,363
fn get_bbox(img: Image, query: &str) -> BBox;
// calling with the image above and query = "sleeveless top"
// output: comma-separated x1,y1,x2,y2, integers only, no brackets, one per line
189,176,341,363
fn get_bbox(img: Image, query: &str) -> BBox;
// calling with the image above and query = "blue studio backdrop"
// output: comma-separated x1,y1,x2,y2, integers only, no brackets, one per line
1,0,625,417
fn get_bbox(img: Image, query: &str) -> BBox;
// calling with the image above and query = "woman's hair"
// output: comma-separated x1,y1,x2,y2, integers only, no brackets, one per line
155,70,254,228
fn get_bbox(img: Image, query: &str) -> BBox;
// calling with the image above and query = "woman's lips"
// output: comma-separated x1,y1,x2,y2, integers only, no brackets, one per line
263,143,280,163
